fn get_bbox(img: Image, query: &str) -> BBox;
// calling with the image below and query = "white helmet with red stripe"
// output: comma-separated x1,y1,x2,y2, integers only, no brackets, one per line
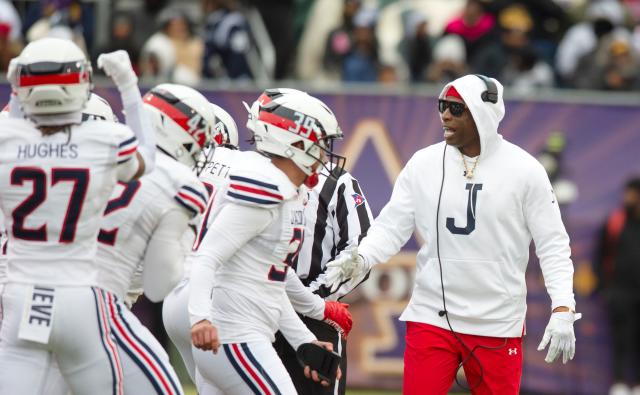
82,93,117,122
143,83,214,168
247,88,345,187
210,103,239,149
13,38,92,117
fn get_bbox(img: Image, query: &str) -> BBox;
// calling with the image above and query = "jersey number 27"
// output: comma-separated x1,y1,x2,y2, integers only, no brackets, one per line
11,167,89,243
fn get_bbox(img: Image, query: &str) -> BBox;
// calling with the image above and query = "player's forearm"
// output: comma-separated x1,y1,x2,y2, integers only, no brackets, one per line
285,270,325,319
188,257,217,325
279,294,317,350
120,84,156,174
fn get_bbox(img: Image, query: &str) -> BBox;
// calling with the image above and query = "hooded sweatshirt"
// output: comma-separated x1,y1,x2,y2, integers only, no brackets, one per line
358,75,575,337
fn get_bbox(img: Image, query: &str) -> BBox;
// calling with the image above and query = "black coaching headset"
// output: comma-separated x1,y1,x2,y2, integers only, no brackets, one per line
435,74,506,391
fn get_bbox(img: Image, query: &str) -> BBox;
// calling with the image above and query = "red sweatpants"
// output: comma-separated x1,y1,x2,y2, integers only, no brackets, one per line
403,321,522,395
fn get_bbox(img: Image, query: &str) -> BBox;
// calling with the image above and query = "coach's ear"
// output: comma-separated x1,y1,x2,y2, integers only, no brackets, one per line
297,342,341,384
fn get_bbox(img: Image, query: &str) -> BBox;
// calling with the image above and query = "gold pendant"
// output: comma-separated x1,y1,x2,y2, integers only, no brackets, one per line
465,170,473,179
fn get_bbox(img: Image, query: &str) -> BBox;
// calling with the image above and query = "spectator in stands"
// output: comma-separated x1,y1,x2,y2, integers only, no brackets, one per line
483,0,571,65
473,5,554,93
0,0,22,72
94,12,139,74
201,0,254,80
250,0,295,80
595,177,640,395
574,35,640,91
399,10,432,82
160,8,203,84
126,0,169,50
341,7,379,83
444,0,497,64
323,0,362,79
555,0,630,86
426,34,467,84
140,7,203,86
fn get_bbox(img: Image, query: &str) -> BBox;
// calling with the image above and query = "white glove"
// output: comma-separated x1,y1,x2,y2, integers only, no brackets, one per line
325,248,368,293
97,50,138,91
7,57,19,87
537,311,581,364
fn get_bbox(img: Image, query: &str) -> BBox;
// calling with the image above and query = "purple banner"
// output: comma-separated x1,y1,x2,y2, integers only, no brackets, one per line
5,84,640,394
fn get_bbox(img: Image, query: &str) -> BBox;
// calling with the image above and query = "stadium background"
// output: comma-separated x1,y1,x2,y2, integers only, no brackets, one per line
2,0,640,393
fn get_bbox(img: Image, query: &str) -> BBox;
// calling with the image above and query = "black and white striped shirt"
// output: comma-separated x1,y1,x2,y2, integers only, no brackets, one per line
295,167,373,300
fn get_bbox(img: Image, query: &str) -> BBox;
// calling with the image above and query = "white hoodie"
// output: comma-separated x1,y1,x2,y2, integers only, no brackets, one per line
359,75,575,338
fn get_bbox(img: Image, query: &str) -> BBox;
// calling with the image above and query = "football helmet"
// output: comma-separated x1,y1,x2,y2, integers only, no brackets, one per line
210,103,239,149
143,83,214,168
13,38,92,117
247,88,345,187
82,93,117,122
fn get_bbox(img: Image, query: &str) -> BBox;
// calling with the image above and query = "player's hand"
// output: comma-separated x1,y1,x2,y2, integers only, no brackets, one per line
537,311,581,364
97,50,138,91
323,301,352,338
191,319,220,354
7,57,19,87
325,248,367,293
303,341,342,387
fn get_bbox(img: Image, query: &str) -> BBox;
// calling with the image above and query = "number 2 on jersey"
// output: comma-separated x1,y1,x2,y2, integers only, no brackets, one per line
11,167,89,243
97,181,141,245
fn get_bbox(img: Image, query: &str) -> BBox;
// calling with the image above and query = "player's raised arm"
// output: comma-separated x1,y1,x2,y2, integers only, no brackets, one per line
98,50,156,178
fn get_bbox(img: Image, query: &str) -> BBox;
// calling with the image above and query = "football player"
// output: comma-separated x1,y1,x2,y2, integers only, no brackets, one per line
162,101,240,390
0,39,154,395
188,90,344,394
91,83,215,395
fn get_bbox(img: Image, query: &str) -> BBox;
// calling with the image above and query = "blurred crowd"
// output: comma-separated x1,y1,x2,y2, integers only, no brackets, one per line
2,0,640,92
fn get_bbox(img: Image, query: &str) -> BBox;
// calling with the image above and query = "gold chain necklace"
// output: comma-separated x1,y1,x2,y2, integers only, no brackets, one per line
460,151,479,179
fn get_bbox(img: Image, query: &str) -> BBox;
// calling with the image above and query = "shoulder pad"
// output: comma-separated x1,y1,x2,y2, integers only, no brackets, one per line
157,157,210,217
225,152,297,207
175,181,209,218
226,174,285,208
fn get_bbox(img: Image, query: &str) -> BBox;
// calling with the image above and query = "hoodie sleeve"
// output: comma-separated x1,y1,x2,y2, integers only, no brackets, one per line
358,156,417,267
524,163,575,311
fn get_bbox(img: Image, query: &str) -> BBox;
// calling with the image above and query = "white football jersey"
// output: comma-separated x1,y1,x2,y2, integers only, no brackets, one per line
95,153,208,299
0,118,138,286
191,151,309,344
191,146,239,253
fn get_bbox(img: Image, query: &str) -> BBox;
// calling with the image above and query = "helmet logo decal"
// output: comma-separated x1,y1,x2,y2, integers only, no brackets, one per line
144,92,208,149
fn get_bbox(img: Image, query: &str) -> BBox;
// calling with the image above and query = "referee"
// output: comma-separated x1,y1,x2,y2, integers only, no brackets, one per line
274,164,373,395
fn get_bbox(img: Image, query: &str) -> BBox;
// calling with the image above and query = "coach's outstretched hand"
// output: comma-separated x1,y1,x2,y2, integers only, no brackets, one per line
191,319,220,354
97,50,138,92
537,311,582,364
325,248,368,293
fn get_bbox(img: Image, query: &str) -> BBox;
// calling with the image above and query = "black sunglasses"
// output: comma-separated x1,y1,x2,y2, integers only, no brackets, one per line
438,100,466,117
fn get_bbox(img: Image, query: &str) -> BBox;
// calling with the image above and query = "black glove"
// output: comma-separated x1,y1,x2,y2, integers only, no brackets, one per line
296,342,341,383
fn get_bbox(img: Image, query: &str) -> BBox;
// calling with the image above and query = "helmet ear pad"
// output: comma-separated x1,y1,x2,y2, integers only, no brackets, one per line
15,38,92,117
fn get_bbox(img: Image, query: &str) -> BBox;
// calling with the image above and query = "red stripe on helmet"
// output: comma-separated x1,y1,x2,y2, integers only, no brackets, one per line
258,110,318,142
19,72,88,87
144,93,206,148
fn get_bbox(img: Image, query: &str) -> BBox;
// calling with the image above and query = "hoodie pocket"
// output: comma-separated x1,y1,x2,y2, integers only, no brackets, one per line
417,258,516,321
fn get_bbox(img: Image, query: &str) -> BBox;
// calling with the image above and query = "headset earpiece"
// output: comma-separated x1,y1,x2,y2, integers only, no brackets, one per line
474,74,498,104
